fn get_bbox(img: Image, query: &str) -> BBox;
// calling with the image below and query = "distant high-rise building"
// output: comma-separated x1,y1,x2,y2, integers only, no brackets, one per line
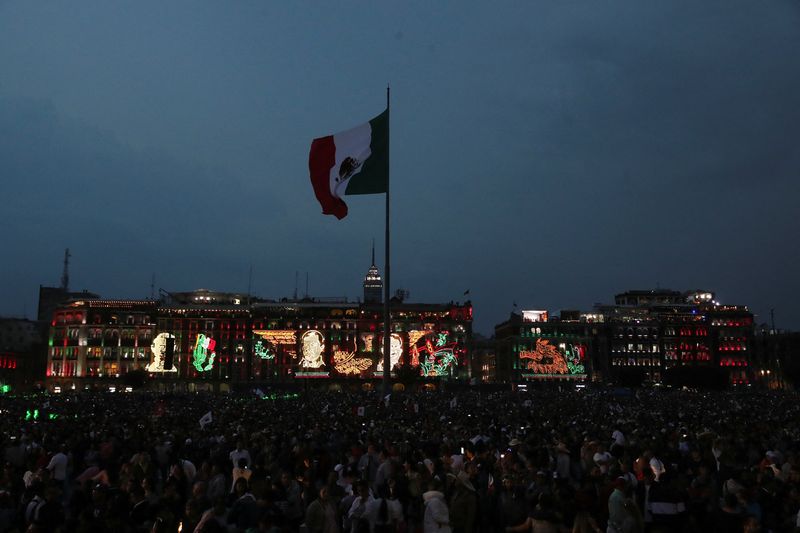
363,244,383,304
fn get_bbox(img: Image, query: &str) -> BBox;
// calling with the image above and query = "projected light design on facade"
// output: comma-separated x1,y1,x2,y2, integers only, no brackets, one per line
253,330,297,345
192,334,216,372
409,330,460,377
146,332,177,373
252,330,297,361
360,333,375,353
377,334,403,372
333,349,372,375
519,339,586,375
300,330,325,369
254,340,275,360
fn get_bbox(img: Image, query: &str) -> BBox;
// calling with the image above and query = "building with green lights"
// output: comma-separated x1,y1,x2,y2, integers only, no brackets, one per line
494,310,604,383
494,289,756,386
43,273,473,391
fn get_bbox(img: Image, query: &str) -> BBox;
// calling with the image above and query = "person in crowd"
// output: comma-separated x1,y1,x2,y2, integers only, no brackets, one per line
423,478,451,533
306,485,340,533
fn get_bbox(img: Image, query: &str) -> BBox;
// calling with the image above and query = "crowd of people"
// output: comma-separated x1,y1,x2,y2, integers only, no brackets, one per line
1,385,800,532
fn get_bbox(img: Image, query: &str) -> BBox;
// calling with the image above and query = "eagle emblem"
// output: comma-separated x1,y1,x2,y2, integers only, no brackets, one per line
337,156,362,182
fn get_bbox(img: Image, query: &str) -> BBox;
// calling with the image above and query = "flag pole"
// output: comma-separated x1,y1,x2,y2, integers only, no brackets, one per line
382,85,391,397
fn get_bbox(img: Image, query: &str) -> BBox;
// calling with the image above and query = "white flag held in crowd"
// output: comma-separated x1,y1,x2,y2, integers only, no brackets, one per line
199,411,213,429
384,394,391,407
450,397,457,408
357,406,365,417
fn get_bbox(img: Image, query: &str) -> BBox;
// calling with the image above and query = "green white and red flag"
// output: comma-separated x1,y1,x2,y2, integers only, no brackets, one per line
308,110,389,219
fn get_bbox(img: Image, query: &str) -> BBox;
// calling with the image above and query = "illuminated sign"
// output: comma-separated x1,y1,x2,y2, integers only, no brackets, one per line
193,334,216,372
300,330,325,369
519,339,585,375
377,334,403,372
333,350,372,375
147,333,177,373
253,330,297,345
522,310,549,323
294,371,329,378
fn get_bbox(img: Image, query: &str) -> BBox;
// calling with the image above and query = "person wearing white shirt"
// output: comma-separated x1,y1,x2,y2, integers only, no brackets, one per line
347,481,375,533
229,441,252,469
649,456,666,482
593,444,613,474
611,429,626,448
365,488,403,533
46,445,69,483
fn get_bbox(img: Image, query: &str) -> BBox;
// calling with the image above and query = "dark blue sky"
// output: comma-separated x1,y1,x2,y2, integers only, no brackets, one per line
1,1,799,335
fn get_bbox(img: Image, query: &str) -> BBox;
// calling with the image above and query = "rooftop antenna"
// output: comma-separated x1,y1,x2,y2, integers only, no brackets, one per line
305,272,309,299
60,248,71,292
371,238,376,265
150,273,155,300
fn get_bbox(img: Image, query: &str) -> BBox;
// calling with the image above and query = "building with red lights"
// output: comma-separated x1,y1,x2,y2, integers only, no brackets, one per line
47,299,157,381
44,264,473,390
0,317,45,390
496,289,756,386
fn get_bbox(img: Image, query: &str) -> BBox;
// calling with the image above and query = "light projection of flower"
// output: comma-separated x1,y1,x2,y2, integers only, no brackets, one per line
376,334,403,372
146,333,178,373
300,330,325,369
193,334,216,372
519,339,586,375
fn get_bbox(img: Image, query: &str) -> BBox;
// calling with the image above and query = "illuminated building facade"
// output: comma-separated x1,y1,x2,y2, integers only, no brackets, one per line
752,330,800,389
0,318,45,390
44,290,473,389
47,299,157,382
601,289,754,384
248,300,472,381
497,290,756,386
495,310,602,382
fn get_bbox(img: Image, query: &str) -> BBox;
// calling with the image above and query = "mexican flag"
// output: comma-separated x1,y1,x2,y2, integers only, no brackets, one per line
309,110,389,219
